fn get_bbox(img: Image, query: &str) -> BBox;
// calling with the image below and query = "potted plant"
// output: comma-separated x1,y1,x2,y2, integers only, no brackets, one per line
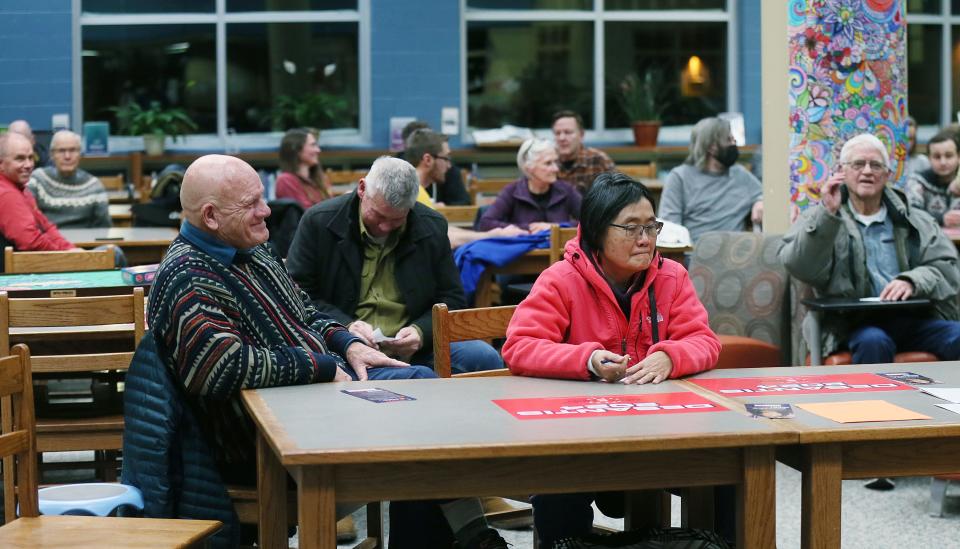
265,92,352,131
618,69,670,147
110,101,198,156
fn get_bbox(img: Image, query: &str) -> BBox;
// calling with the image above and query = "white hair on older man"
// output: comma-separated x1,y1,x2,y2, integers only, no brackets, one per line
839,133,890,168
364,156,420,210
516,137,556,174
50,129,82,150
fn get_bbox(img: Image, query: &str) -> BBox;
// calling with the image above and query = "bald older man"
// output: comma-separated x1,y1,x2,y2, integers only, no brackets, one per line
145,155,508,548
0,132,76,270
148,154,430,473
8,119,49,167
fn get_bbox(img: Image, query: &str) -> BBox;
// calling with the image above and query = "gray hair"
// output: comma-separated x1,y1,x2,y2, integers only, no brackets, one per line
839,133,890,167
685,117,731,169
364,156,419,210
51,129,81,150
517,138,555,174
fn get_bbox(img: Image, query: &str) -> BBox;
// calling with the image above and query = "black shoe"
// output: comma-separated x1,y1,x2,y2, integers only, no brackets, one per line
464,528,511,549
865,477,896,491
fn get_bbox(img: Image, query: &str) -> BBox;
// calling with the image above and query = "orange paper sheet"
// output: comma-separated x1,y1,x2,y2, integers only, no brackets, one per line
796,400,931,423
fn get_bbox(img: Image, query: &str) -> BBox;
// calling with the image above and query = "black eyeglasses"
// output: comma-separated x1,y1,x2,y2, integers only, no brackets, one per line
609,221,663,239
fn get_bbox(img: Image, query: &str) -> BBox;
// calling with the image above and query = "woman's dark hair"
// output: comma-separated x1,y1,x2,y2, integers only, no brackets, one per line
580,172,657,252
278,127,330,198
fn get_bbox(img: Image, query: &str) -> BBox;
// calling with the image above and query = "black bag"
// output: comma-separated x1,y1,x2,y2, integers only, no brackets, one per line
552,527,732,549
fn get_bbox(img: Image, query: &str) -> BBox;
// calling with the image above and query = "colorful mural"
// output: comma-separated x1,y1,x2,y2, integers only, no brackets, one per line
788,0,906,211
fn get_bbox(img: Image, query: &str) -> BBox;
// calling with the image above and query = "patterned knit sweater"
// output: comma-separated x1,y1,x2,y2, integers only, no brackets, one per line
148,233,358,478
27,167,110,228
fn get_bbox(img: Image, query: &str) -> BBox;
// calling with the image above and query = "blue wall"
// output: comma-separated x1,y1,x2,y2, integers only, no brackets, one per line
1,0,762,148
369,0,462,148
739,0,763,145
0,0,72,130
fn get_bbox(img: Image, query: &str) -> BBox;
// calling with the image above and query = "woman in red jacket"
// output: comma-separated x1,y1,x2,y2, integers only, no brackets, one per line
501,171,721,546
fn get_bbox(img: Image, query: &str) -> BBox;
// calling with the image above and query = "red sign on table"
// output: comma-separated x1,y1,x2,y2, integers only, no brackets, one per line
690,373,913,396
493,392,726,420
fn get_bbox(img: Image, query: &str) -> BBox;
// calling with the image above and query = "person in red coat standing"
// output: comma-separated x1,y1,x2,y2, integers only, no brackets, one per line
502,171,722,547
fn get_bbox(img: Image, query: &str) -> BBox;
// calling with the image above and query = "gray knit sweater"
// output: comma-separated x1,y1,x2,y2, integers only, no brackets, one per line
27,166,110,228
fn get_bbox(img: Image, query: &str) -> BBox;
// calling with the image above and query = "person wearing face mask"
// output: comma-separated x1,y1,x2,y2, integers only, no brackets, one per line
659,117,763,243
905,129,960,226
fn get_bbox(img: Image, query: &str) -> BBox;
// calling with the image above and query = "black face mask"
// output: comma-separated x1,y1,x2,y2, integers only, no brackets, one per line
716,144,739,167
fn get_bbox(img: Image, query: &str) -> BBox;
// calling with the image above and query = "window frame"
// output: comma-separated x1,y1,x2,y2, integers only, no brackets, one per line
908,5,956,142
72,0,371,151
460,0,737,144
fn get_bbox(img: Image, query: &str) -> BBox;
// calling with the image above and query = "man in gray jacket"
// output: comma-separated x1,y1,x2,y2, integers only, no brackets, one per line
780,133,960,366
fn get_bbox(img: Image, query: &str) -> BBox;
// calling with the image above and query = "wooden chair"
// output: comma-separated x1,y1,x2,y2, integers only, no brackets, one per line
549,225,578,264
99,174,125,192
617,163,658,179
0,288,145,480
436,205,479,227
467,175,516,205
432,303,516,378
0,344,222,545
4,246,115,274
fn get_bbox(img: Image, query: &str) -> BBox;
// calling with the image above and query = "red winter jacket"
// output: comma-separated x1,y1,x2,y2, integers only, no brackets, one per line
502,234,720,380
0,173,73,252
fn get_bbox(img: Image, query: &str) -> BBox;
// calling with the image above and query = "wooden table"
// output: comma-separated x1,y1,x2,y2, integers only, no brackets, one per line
686,363,960,549
0,515,220,548
473,245,693,307
62,227,177,265
242,376,792,549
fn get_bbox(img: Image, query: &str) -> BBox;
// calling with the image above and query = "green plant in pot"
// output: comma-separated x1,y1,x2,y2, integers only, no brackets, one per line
618,69,670,147
265,92,352,131
111,101,198,156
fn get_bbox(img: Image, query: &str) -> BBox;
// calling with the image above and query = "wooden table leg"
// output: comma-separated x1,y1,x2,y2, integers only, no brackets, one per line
257,431,288,549
801,444,842,549
474,271,493,307
738,446,776,549
297,466,337,549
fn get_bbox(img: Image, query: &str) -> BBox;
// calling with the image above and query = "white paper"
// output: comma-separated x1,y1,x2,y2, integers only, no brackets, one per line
656,219,692,249
371,328,398,343
920,387,960,404
935,403,960,415
859,297,882,302
472,125,534,145
441,107,459,135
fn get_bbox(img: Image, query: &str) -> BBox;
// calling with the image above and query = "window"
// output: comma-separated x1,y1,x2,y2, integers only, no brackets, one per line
77,0,366,145
465,2,733,132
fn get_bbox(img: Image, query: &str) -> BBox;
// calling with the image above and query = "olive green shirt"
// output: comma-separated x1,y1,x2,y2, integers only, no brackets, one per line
355,205,423,342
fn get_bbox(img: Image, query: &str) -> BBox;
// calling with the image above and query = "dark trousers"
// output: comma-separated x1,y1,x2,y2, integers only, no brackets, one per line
388,500,456,549
848,316,960,364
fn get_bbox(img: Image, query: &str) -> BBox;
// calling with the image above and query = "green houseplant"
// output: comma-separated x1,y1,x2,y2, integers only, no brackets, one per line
111,101,198,156
265,92,352,131
618,69,670,147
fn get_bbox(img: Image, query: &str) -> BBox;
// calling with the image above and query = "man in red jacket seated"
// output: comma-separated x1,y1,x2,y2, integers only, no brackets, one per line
0,131,79,269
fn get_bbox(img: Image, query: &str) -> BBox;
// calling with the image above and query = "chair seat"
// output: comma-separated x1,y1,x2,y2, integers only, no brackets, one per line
714,335,780,370
0,515,220,548
38,483,143,517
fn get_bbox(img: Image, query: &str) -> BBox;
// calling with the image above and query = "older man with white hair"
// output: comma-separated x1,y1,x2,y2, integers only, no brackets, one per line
781,133,960,493
28,129,110,228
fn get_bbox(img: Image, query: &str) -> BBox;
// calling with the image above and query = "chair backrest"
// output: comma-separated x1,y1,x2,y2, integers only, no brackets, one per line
99,174,125,191
436,205,480,226
4,246,115,274
0,288,146,375
467,176,515,205
432,303,516,378
549,225,579,264
0,344,39,523
687,231,791,365
618,163,658,179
